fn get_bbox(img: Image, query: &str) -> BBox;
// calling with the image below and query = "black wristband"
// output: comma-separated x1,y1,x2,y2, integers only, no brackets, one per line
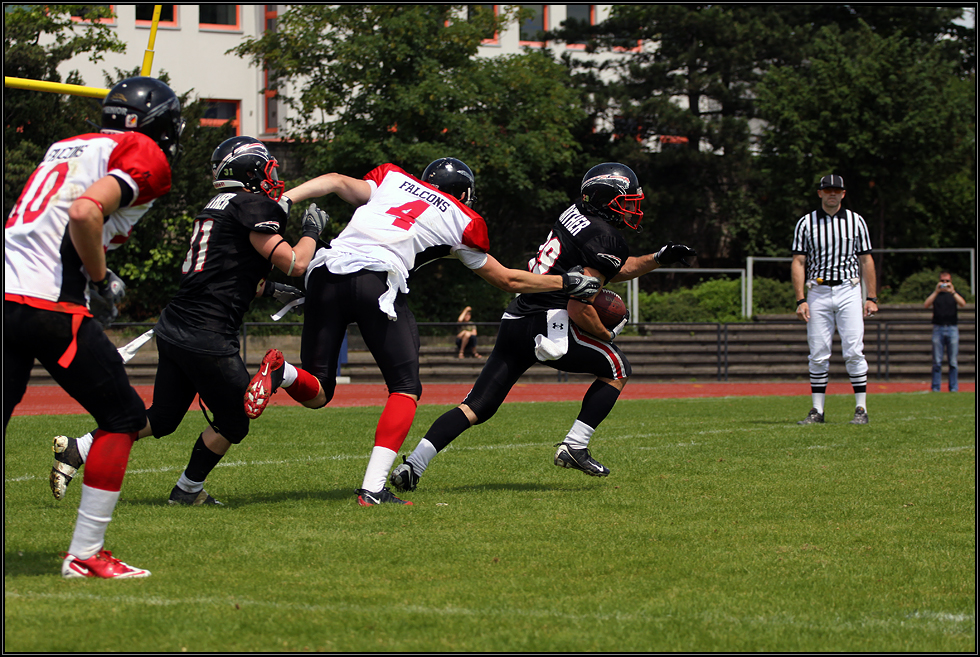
796,298,806,307
94,277,110,292
866,296,878,303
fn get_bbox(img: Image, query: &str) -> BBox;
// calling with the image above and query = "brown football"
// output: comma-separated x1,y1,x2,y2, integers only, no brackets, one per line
592,289,627,329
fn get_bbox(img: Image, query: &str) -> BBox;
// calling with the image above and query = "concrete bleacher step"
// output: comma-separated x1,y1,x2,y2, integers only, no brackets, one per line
27,304,974,386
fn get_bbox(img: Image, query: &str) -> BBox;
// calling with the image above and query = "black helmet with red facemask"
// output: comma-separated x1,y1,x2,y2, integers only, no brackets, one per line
210,136,285,201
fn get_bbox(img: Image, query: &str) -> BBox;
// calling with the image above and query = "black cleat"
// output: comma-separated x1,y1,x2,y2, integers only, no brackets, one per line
389,456,419,492
797,408,825,425
356,487,413,506
168,485,223,506
51,435,83,500
553,442,610,477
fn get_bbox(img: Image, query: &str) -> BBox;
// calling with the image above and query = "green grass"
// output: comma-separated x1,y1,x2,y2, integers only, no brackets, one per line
4,392,975,652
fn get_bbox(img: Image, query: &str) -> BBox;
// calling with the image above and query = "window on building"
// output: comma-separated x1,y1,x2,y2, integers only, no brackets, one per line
518,4,547,46
263,5,279,134
564,5,594,49
467,5,498,45
201,100,240,134
199,4,240,30
70,5,115,24
135,4,176,26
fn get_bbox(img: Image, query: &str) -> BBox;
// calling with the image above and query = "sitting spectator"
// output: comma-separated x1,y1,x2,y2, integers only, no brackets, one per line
456,306,481,359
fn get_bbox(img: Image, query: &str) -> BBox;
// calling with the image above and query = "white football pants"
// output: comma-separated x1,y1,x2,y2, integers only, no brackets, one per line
805,281,868,378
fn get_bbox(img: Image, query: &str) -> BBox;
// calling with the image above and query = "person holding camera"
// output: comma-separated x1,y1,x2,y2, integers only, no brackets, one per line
924,271,966,392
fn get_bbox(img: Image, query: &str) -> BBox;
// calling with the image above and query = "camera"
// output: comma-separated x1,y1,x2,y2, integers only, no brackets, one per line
940,282,950,289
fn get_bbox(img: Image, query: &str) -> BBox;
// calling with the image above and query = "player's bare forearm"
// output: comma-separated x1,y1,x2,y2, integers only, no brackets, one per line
67,176,123,282
284,173,371,206
609,254,658,282
474,255,564,293
568,298,611,340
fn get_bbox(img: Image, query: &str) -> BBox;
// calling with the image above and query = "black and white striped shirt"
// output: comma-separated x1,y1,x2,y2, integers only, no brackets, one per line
791,208,872,281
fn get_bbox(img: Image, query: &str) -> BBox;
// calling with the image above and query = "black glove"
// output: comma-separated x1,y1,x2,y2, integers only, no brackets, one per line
302,203,329,240
654,242,697,267
562,265,602,299
263,281,305,307
87,269,126,327
608,308,630,341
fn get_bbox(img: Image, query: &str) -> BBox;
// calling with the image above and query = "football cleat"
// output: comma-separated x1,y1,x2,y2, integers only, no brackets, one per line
797,408,825,425
553,442,610,477
356,487,413,506
849,406,869,425
389,456,419,492
51,435,83,501
244,348,285,419
168,485,223,506
62,549,150,579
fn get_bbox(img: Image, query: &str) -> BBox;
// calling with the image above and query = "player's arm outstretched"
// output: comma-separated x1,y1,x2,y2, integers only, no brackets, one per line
610,242,697,282
283,173,372,207
473,255,600,298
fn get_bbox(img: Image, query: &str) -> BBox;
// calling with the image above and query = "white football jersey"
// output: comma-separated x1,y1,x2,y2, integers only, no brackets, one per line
308,163,489,318
4,131,171,310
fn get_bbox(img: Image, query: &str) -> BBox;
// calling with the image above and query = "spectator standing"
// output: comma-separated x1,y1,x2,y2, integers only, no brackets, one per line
792,174,878,425
924,271,966,392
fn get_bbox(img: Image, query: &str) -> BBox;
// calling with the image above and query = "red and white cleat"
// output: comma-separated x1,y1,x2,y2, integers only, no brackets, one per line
62,549,151,579
244,348,284,419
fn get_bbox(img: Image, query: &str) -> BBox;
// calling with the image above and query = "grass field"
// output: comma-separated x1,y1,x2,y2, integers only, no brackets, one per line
4,391,975,652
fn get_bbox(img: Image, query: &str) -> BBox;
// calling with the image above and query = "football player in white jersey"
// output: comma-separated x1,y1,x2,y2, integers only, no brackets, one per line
242,157,602,505
4,77,182,579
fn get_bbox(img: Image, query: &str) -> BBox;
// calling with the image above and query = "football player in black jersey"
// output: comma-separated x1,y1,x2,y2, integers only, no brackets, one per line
49,136,331,505
390,163,697,493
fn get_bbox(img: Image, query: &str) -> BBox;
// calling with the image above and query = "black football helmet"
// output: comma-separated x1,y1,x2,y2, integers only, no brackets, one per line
210,136,285,201
101,76,184,161
580,162,644,230
421,157,476,207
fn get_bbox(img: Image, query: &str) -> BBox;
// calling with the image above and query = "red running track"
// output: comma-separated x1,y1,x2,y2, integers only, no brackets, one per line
11,381,970,416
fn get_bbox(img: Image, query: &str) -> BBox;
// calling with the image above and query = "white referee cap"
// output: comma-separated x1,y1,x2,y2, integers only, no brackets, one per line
818,174,846,190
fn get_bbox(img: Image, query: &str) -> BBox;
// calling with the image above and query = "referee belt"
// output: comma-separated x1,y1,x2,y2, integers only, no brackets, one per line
815,278,843,286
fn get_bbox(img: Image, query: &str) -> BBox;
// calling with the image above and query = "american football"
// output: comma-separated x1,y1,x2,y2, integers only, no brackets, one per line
591,289,627,328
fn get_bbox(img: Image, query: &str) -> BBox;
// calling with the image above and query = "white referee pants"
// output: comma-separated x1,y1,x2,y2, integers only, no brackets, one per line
806,282,868,378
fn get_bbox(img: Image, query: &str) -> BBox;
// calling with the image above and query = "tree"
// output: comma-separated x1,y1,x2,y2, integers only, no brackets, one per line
231,5,589,321
755,23,976,288
3,5,125,217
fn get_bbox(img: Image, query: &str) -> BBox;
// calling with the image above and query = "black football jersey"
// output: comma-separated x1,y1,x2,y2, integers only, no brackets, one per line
506,201,629,316
155,190,287,355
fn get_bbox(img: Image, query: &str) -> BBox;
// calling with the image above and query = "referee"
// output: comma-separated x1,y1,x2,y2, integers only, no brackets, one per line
791,174,878,425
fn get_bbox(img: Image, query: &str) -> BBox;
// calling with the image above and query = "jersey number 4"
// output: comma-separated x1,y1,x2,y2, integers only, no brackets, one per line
386,200,429,230
181,219,214,274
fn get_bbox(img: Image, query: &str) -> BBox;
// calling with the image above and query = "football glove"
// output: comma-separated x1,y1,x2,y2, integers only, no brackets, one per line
87,269,126,328
562,265,602,300
608,308,630,341
263,281,305,308
302,203,329,240
654,242,697,267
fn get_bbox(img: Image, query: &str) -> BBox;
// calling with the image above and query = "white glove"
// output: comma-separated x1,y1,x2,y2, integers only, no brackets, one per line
87,269,126,327
608,308,630,341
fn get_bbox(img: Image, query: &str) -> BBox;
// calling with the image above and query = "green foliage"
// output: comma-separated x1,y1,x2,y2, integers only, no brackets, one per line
889,267,976,304
756,23,976,270
230,4,588,313
4,392,975,651
639,276,744,323
3,5,125,217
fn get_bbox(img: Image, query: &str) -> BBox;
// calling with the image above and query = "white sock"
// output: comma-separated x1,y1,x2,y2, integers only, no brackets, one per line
406,439,438,476
282,361,298,388
563,420,595,450
361,446,397,493
176,472,204,494
77,432,95,462
68,485,120,559
855,393,867,409
812,393,826,414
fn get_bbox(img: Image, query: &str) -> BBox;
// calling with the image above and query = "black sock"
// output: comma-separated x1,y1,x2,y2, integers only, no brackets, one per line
577,380,621,429
184,433,224,483
424,407,472,452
